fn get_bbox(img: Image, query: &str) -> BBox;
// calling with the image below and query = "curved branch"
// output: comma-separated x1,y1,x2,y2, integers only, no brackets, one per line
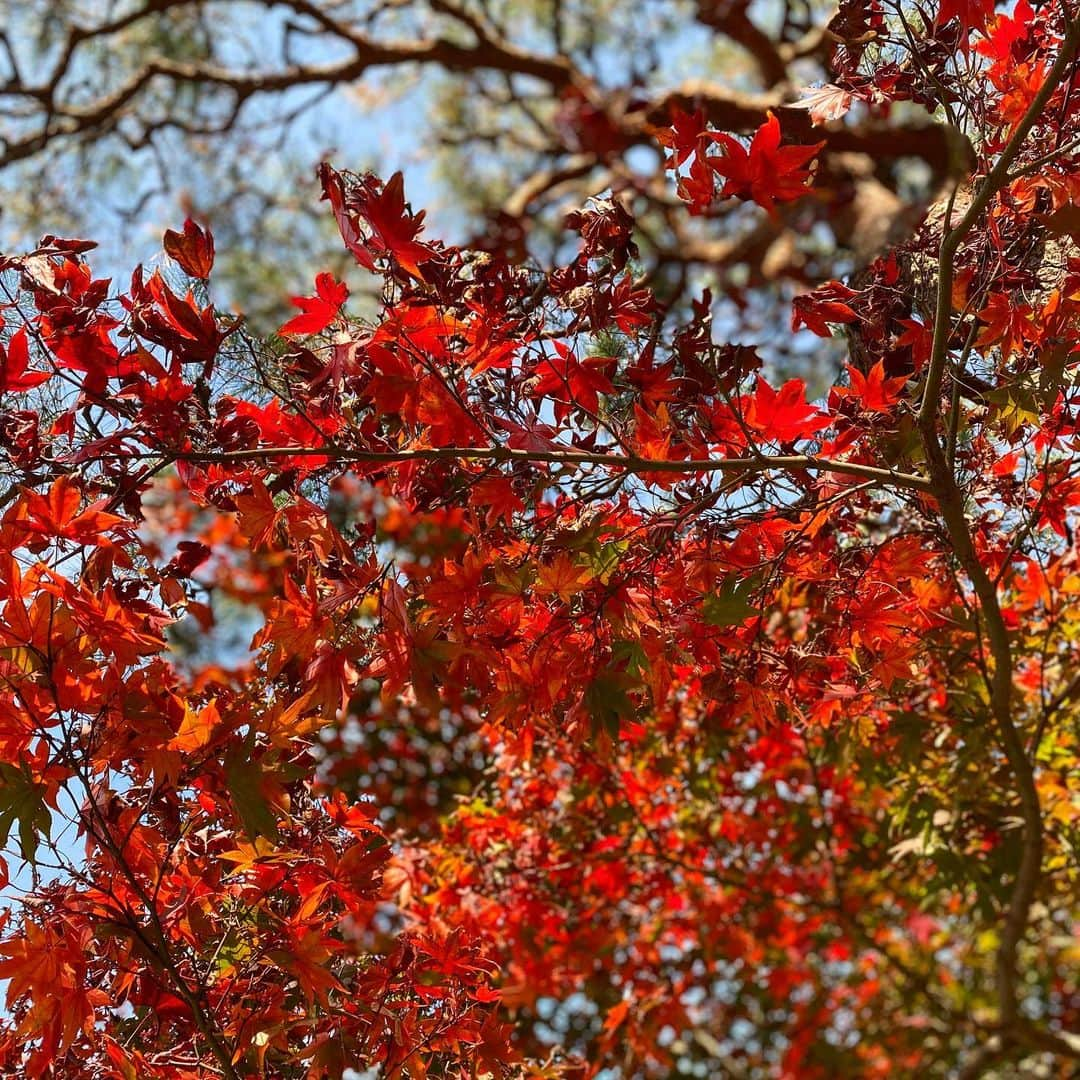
0,20,576,169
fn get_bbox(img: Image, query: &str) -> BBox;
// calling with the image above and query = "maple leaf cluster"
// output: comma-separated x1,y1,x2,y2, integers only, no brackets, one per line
0,3,1078,1078
659,109,823,215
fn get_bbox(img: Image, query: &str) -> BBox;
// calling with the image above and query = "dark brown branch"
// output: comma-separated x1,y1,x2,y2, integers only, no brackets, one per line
692,1,790,86
95,443,935,493
0,24,576,169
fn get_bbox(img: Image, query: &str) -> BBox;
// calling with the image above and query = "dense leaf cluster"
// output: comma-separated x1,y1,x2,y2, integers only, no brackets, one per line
0,2,1078,1078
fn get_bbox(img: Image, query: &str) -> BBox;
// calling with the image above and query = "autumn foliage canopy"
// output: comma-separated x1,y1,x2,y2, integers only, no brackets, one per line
0,1,1079,1077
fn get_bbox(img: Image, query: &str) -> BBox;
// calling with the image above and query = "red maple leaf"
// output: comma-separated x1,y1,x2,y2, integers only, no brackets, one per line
655,104,710,167
361,171,436,281
676,152,716,215
532,342,615,418
709,112,823,213
745,377,830,442
0,326,51,393
162,218,215,278
937,0,996,38
839,361,910,414
319,166,438,282
279,272,349,338
21,476,125,544
791,282,859,337
977,0,1034,62
975,291,1040,359
894,318,933,371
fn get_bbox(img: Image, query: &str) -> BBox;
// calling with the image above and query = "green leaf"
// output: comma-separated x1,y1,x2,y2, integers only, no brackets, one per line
876,413,922,468
704,574,761,627
985,385,1040,436
611,637,649,677
0,762,51,862
1038,345,1080,405
225,749,280,841
585,672,634,739
585,538,629,584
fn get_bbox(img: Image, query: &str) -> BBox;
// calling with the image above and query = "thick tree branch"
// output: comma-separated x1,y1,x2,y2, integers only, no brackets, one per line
692,1,790,87
917,12,1080,1052
0,25,576,169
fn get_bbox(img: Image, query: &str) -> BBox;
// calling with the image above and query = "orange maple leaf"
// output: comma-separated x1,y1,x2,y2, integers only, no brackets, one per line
535,553,594,603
